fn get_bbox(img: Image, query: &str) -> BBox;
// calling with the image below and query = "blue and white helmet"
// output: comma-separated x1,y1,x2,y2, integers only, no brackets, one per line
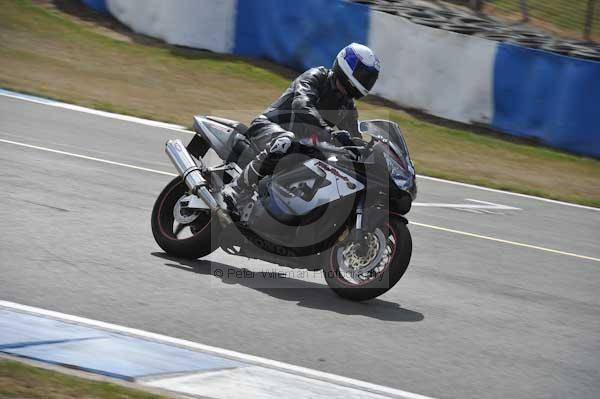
333,43,380,99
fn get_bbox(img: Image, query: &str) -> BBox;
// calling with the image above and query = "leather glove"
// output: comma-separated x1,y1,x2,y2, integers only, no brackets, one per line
332,130,353,146
332,130,361,159
321,126,336,142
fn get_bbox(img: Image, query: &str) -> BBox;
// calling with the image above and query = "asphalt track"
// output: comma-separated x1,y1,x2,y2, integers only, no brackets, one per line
1,93,599,399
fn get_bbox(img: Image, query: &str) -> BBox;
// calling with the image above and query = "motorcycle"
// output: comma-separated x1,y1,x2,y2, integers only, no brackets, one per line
151,116,417,301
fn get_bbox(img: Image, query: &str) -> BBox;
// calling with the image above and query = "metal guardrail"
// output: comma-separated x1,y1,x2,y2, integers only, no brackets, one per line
453,0,598,41
351,0,600,60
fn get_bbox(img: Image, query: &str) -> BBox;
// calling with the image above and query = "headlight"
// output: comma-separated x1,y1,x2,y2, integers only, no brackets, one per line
383,151,417,199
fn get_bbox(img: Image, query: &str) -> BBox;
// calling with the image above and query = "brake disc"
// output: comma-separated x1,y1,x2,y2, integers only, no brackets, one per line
337,229,389,283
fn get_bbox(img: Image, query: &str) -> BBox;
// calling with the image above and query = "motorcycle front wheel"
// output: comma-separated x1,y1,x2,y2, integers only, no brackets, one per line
151,177,217,259
323,215,412,301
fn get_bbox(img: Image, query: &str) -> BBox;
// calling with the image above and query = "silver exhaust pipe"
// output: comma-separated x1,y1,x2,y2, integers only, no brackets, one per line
165,139,232,227
165,139,206,194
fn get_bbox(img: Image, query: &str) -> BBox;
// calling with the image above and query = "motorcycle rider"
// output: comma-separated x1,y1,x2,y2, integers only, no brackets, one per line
232,43,381,201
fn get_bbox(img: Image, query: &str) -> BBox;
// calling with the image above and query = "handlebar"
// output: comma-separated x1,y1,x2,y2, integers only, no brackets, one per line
297,131,366,160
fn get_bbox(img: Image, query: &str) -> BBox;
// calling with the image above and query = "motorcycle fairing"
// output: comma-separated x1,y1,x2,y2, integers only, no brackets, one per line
193,116,232,159
264,159,364,220
360,119,417,200
193,116,254,163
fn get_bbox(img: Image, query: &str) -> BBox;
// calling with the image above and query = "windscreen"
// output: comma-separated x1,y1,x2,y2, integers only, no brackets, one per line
359,120,411,158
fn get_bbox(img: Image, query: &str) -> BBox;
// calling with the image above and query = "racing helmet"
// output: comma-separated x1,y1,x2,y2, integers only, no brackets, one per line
333,43,380,99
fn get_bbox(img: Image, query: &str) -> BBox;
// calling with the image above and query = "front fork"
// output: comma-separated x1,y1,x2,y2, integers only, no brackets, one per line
351,193,370,258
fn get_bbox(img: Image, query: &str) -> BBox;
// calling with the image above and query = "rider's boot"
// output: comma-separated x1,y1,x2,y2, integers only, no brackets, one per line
228,132,295,209
228,160,261,208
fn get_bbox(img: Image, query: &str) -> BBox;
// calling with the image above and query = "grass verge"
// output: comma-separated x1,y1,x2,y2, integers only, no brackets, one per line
1,0,599,207
0,359,170,399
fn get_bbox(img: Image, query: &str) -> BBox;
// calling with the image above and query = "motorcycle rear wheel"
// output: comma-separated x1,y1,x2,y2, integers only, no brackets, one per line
323,215,412,301
151,177,217,259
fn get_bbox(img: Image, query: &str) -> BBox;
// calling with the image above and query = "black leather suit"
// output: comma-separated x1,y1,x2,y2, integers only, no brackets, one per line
241,67,360,187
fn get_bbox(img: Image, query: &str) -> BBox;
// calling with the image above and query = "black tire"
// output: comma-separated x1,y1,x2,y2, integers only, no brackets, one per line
151,177,217,259
323,215,412,301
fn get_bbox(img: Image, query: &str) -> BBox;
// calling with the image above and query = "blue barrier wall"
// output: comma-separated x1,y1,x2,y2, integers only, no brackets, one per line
233,0,369,71
492,44,600,158
81,1,599,158
81,0,108,14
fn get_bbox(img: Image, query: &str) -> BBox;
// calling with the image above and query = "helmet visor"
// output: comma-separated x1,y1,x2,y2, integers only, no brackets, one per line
352,62,379,93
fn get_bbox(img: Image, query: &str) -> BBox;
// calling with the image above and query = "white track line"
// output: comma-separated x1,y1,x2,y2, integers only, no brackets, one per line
411,222,600,262
0,89,597,212
0,138,177,177
413,199,521,210
1,137,597,263
0,301,435,399
0,89,192,135
416,175,599,212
